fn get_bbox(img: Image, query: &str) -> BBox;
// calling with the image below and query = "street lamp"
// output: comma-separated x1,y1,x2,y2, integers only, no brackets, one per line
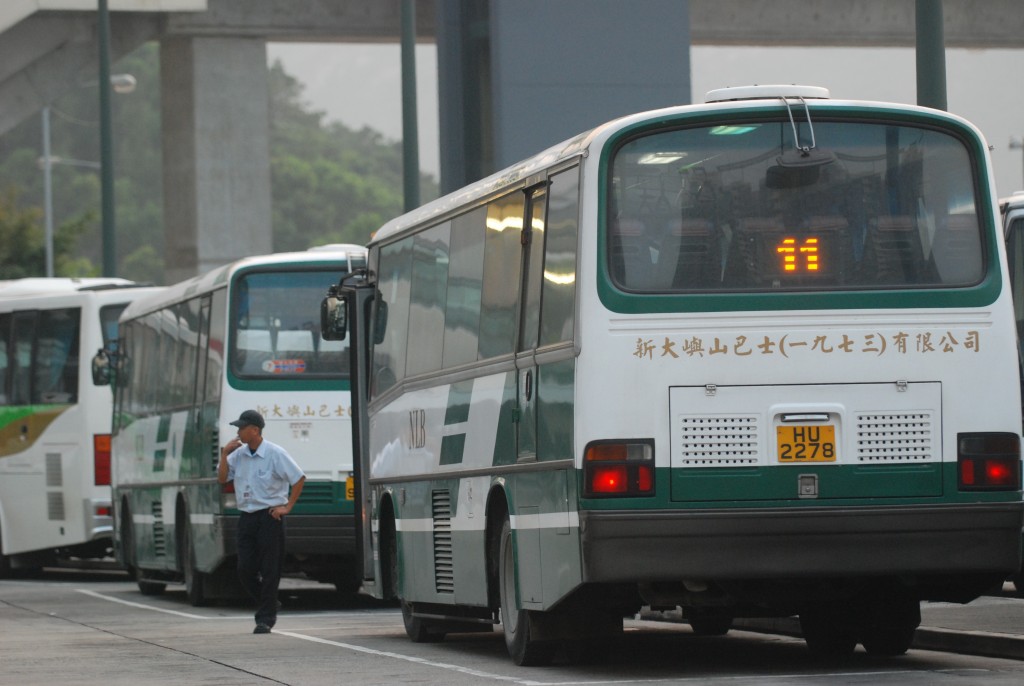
39,73,136,277
1011,137,1024,192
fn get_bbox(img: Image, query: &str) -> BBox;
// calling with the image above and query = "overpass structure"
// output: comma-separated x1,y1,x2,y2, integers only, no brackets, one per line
2,0,1023,280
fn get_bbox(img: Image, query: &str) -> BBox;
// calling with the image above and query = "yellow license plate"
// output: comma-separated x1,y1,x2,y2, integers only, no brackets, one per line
346,476,355,500
777,425,836,462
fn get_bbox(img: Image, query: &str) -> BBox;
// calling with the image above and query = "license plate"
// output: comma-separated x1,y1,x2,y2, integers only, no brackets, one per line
777,425,836,462
345,476,355,500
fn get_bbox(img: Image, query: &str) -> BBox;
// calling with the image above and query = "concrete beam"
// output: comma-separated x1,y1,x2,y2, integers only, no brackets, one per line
689,0,1024,48
0,12,161,134
164,0,436,42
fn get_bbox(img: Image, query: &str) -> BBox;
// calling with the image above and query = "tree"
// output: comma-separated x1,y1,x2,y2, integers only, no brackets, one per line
0,43,436,283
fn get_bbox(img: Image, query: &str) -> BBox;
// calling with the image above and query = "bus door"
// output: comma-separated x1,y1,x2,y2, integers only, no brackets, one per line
340,276,377,586
186,295,213,477
516,184,549,462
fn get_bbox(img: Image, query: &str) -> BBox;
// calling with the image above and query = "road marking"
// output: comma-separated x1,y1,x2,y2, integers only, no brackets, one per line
77,589,208,619
75,590,976,685
76,589,384,622
275,630,537,684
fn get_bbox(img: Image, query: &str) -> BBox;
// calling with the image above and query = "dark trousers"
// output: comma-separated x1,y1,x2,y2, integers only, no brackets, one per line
237,509,284,626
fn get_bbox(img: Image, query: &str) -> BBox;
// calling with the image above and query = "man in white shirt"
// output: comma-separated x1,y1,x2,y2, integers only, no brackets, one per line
218,409,306,634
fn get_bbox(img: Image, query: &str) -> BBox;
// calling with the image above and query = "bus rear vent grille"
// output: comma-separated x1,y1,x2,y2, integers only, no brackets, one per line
298,481,335,505
432,490,454,594
46,452,63,487
855,411,934,462
152,501,166,557
47,492,65,521
678,415,760,466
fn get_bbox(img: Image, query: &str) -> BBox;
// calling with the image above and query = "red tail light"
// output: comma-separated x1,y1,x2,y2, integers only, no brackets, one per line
584,440,655,497
94,434,111,486
958,432,1021,491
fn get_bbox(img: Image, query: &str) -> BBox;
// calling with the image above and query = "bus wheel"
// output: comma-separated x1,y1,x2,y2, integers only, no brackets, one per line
498,518,555,666
1010,572,1024,596
137,578,167,596
401,600,446,643
859,597,919,657
118,501,137,581
686,608,733,636
181,522,210,607
0,525,12,579
800,606,857,658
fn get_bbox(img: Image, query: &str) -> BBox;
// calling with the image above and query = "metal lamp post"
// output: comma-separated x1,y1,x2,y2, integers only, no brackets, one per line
40,73,135,277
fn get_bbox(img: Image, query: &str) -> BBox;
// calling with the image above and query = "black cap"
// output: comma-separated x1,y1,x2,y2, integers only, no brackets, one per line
229,409,265,430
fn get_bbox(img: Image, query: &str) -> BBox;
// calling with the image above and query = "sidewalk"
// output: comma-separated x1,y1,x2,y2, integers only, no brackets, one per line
643,582,1024,661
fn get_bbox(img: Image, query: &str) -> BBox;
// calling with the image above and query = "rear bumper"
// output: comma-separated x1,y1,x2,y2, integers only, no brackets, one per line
580,503,1023,582
219,514,356,558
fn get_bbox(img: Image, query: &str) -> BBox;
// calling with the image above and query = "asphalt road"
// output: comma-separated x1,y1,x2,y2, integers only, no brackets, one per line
2,569,1022,686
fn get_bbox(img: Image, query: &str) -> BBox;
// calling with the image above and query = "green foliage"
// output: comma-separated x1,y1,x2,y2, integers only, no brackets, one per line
0,188,44,278
0,43,437,284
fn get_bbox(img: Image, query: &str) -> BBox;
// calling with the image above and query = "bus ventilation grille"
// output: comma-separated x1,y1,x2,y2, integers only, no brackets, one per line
677,415,760,466
855,411,934,462
45,452,63,487
432,490,454,594
47,492,65,521
152,501,166,557
299,481,335,505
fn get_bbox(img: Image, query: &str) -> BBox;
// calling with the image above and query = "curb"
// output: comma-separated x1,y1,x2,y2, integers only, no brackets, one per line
640,610,1024,661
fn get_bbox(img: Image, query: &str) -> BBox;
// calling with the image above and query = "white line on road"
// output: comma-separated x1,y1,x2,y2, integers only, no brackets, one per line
75,590,950,686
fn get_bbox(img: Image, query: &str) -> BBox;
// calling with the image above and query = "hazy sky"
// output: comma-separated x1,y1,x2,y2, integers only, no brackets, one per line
268,43,1024,198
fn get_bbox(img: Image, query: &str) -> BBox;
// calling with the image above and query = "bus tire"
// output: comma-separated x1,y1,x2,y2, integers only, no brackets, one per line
498,518,555,666
401,600,446,643
380,505,398,600
0,524,12,579
180,519,210,607
137,579,167,596
118,500,137,581
859,597,919,657
686,608,733,636
800,606,857,658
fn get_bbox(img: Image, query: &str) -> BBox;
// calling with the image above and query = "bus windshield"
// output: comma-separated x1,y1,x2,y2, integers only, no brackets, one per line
232,269,350,378
608,120,984,292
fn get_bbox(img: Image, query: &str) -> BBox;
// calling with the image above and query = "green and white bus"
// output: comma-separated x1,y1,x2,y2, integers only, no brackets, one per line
1000,190,1024,595
327,86,1024,664
0,278,160,575
103,245,365,604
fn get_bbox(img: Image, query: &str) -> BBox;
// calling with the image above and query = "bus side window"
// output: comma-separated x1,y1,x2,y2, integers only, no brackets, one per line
34,308,80,404
0,313,9,405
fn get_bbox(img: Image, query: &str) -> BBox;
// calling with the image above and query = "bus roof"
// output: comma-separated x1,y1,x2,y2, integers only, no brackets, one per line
369,88,985,246
0,277,139,297
119,244,368,321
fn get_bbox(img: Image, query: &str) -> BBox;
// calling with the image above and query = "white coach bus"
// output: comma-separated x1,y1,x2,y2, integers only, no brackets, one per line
0,278,160,575
326,86,1023,664
100,246,366,604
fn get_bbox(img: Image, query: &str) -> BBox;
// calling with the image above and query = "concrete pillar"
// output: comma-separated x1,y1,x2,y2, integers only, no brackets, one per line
487,0,691,171
160,36,272,284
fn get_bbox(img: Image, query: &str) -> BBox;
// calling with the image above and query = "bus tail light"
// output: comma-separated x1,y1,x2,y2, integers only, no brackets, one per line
94,434,112,486
584,441,654,497
957,432,1021,491
221,480,237,509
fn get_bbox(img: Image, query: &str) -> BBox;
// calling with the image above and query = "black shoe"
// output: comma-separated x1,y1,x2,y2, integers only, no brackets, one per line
253,623,272,634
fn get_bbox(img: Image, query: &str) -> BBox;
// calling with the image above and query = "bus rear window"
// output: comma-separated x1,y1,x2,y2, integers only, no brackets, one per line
608,120,984,293
231,270,350,379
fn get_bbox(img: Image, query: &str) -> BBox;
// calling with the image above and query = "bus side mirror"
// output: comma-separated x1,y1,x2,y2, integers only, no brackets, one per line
92,348,112,386
321,291,347,341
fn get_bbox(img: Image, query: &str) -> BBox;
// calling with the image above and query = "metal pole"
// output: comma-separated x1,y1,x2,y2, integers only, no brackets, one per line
400,0,420,211
98,0,116,276
42,107,54,278
915,0,947,110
